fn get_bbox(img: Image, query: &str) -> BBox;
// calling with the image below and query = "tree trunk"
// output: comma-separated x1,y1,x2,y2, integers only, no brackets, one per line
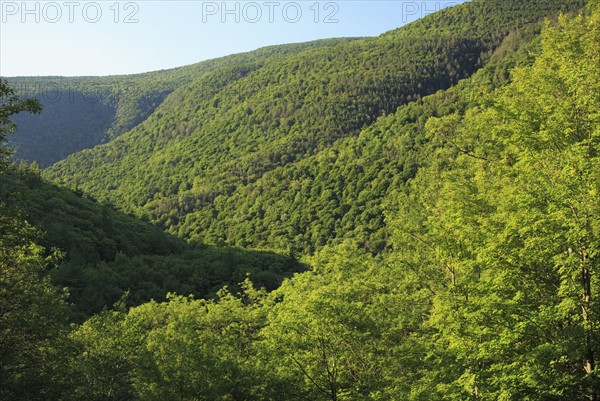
581,252,596,401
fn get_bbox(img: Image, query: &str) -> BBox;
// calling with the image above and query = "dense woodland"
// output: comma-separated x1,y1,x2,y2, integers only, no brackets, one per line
1,0,599,399
44,0,587,255
1,165,304,321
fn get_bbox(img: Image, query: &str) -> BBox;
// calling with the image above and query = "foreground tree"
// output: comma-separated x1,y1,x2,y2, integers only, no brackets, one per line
389,4,599,399
260,242,432,400
0,79,41,165
1,80,74,400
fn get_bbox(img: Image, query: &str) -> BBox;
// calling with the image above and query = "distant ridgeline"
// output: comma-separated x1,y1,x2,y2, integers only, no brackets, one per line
4,39,355,167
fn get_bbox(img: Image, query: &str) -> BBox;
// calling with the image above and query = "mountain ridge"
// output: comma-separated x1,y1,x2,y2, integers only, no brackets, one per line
43,0,587,255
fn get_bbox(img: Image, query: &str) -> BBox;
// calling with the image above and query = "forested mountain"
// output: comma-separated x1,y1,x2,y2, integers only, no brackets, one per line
44,0,586,254
1,0,598,400
165,25,544,254
4,38,353,166
62,4,597,399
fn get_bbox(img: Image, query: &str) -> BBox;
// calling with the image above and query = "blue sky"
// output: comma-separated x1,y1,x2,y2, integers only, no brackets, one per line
0,1,467,77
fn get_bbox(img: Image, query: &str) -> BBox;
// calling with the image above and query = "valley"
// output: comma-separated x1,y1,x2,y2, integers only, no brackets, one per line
1,0,598,399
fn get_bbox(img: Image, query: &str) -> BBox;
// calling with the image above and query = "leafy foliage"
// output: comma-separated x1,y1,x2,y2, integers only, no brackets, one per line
1,1,598,400
387,4,600,398
0,80,72,401
64,3,599,400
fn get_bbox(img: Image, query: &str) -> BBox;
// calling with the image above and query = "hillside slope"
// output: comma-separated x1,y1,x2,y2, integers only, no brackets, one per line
44,0,587,254
2,166,303,320
173,25,543,254
2,3,598,399
74,5,599,399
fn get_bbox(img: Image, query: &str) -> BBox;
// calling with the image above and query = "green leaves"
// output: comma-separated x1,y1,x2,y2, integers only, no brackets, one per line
0,81,72,401
0,79,41,167
0,206,72,400
260,243,432,400
385,4,600,398
71,281,273,401
2,2,598,400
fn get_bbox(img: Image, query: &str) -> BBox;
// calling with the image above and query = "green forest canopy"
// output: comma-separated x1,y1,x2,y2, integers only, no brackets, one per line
0,0,598,399
43,0,587,257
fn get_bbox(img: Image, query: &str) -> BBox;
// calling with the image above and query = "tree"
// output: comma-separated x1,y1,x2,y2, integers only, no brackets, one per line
260,242,431,400
388,4,600,399
0,79,41,167
71,279,275,401
0,80,73,401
